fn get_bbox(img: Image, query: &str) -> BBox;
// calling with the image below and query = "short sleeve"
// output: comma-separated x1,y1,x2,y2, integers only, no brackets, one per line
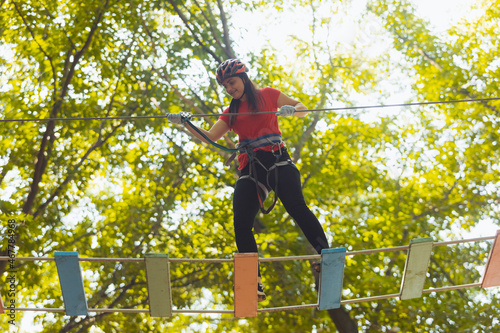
261,87,281,110
218,107,230,126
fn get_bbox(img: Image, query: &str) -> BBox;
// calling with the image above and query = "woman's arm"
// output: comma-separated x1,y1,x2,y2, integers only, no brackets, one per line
184,118,230,144
277,92,309,118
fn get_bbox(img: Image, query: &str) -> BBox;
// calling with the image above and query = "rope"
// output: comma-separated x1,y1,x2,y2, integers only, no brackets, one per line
2,234,496,315
1,97,499,123
184,119,239,153
9,282,485,314
12,307,233,314
0,235,495,263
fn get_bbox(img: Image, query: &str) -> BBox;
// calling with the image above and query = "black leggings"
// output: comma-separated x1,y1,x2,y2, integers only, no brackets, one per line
233,149,330,261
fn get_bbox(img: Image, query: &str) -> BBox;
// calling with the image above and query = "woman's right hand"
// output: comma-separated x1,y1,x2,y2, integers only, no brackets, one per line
167,112,193,124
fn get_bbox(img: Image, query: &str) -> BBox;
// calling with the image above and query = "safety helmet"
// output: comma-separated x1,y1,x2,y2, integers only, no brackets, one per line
216,59,248,85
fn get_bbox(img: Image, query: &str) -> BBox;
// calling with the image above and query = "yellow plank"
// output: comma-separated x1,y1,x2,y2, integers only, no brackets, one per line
145,253,172,317
400,237,433,300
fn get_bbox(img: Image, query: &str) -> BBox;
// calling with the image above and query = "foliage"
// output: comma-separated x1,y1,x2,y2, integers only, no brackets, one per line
0,0,499,332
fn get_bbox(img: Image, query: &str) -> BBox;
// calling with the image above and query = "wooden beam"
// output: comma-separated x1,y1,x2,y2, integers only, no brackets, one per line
318,247,346,310
400,237,433,300
144,253,172,317
234,253,258,317
482,230,500,288
54,252,88,316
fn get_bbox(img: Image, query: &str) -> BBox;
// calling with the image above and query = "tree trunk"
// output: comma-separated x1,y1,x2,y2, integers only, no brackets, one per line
329,307,359,333
313,269,358,332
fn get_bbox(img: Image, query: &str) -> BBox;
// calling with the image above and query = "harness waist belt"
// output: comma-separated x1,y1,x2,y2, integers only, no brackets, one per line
225,133,283,166
238,133,282,151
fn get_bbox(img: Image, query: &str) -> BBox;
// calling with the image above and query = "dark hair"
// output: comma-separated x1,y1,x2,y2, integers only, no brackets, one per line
228,73,262,127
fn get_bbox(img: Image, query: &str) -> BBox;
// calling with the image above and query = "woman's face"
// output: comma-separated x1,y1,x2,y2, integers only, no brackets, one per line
222,76,246,100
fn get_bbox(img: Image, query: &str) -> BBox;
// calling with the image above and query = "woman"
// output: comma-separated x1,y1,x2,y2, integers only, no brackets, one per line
167,59,330,301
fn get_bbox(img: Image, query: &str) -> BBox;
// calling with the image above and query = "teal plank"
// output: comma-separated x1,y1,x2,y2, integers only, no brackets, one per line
400,237,433,300
318,248,346,310
54,252,88,316
145,253,172,317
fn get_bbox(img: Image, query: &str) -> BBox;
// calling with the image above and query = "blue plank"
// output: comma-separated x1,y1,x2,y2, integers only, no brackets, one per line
318,247,346,310
54,252,88,316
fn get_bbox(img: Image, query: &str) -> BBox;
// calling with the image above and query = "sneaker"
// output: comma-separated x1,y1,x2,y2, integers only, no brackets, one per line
258,283,267,302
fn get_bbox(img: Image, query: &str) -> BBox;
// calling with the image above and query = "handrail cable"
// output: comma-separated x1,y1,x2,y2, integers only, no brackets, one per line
1,97,499,123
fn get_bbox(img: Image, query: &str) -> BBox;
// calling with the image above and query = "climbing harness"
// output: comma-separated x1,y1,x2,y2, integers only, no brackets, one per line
238,134,295,214
243,157,295,214
225,133,281,165
184,119,294,214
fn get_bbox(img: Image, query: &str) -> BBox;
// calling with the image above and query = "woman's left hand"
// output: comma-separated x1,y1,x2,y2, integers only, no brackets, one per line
277,105,296,117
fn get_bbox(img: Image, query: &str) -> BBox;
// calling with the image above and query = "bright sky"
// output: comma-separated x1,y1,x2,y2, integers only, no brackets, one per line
11,0,497,331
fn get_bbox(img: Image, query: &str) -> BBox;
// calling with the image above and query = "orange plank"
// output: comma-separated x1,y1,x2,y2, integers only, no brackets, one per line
482,230,500,288
0,290,4,314
234,253,258,317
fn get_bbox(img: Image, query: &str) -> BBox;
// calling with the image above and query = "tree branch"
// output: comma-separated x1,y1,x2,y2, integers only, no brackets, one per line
39,1,76,50
166,0,222,63
60,0,110,99
430,257,469,301
292,112,320,163
402,36,499,117
12,0,58,95
395,32,443,71
59,277,145,333
193,0,225,51
457,88,499,117
22,0,111,216
0,0,112,279
216,0,235,59
33,119,127,218
149,64,237,150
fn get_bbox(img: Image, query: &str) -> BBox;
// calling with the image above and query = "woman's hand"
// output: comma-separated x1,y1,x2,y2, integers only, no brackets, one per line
166,112,193,124
277,92,309,118
277,105,296,117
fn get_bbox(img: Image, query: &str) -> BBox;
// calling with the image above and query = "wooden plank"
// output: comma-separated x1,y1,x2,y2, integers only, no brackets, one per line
145,253,172,317
234,253,258,317
482,230,500,288
54,252,88,316
318,247,346,310
400,237,433,300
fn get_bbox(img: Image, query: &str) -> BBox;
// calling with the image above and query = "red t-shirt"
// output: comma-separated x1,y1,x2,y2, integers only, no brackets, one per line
219,87,282,169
